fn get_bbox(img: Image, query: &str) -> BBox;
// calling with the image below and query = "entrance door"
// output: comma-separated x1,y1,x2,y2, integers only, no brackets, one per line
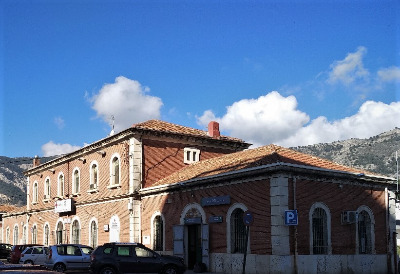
187,224,201,270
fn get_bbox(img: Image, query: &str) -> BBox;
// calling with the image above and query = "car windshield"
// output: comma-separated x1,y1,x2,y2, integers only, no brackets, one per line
81,247,93,255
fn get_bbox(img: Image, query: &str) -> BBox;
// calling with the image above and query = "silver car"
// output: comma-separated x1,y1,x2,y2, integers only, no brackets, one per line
19,246,48,265
44,244,93,272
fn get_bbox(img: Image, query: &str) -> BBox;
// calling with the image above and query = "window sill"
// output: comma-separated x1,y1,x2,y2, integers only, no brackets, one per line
107,184,121,190
87,189,98,194
72,193,80,197
32,202,38,205
43,198,50,203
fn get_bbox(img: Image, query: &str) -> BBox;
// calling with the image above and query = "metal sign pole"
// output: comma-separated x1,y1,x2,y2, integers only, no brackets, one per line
242,225,250,274
242,211,254,274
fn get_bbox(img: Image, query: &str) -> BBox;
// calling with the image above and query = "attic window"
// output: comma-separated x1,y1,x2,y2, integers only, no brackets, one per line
184,148,200,164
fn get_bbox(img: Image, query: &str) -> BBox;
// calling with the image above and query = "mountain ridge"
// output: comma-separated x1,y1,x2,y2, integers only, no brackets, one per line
0,128,398,206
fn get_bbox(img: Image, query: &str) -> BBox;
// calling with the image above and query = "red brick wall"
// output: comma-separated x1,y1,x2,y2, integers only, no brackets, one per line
28,142,130,212
141,179,271,255
142,139,239,188
290,178,387,255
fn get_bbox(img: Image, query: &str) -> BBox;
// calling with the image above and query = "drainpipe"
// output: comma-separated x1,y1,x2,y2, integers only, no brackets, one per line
386,188,393,273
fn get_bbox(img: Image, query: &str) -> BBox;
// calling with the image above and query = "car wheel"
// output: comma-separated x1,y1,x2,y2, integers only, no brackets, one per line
100,266,117,274
163,265,178,274
24,260,34,265
54,263,66,272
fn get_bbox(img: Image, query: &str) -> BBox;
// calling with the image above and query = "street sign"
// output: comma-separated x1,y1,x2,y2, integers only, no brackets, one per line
284,210,298,226
243,211,254,226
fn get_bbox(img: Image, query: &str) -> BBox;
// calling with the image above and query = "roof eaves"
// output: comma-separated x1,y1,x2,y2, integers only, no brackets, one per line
140,162,395,195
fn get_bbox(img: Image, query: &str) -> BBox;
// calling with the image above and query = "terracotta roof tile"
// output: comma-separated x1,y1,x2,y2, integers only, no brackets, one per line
151,144,381,187
132,120,246,143
0,204,22,213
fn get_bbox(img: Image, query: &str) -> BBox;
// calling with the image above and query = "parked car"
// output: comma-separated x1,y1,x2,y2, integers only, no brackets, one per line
44,244,93,272
8,244,42,264
89,242,186,274
19,246,49,265
0,243,11,259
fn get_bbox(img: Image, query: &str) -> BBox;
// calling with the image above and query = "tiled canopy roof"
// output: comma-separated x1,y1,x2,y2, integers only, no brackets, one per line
132,120,246,143
151,144,383,187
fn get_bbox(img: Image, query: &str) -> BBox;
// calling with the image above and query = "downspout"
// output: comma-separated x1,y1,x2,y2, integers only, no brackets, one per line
386,188,393,273
293,177,298,274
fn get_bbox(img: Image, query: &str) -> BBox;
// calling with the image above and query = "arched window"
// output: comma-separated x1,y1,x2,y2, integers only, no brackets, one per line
13,225,19,245
23,225,27,244
90,162,99,190
6,227,10,244
153,215,164,251
309,202,331,254
44,177,51,199
90,220,98,248
56,221,63,244
44,224,50,246
110,155,120,186
72,220,80,244
230,208,246,253
73,168,80,194
58,173,64,197
32,225,37,244
357,206,375,254
32,181,38,203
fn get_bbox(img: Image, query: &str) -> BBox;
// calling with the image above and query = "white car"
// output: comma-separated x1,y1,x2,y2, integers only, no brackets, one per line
19,246,49,265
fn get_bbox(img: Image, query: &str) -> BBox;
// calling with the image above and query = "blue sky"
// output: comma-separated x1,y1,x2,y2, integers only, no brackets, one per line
1,0,399,157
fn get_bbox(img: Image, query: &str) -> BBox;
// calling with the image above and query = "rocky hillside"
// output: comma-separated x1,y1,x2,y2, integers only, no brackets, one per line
0,156,55,206
0,128,399,206
292,127,400,179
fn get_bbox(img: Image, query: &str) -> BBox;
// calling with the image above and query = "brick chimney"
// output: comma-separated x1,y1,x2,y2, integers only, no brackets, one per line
33,155,40,167
208,121,220,138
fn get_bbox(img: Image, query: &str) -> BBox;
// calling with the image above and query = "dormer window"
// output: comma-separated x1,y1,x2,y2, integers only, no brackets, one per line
184,148,200,164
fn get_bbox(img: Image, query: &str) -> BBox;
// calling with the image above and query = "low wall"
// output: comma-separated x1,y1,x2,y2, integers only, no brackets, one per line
209,253,388,274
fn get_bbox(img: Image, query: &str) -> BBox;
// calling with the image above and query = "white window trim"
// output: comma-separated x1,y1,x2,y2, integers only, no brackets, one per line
31,224,38,244
32,181,39,204
226,203,249,254
356,205,376,254
72,167,80,195
88,217,98,248
57,172,65,198
6,227,10,244
13,224,19,245
309,202,332,255
70,216,81,244
43,222,50,246
109,153,121,188
88,161,99,193
151,212,165,251
43,176,51,202
184,148,201,164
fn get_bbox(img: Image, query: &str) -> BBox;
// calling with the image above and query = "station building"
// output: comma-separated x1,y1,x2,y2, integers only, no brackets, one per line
1,120,397,273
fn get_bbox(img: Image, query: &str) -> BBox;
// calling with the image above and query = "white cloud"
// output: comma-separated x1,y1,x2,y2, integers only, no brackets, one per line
279,101,400,147
197,91,310,146
378,66,400,82
197,92,400,148
87,76,163,132
54,117,65,130
327,46,369,85
41,141,80,157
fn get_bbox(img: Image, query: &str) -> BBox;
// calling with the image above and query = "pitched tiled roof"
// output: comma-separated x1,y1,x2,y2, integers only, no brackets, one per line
0,204,22,213
132,120,247,144
150,144,385,187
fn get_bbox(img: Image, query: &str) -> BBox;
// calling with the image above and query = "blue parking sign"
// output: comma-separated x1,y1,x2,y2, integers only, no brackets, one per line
285,210,298,226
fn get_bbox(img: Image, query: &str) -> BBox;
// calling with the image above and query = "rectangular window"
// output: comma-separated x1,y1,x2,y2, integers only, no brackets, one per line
184,148,201,164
